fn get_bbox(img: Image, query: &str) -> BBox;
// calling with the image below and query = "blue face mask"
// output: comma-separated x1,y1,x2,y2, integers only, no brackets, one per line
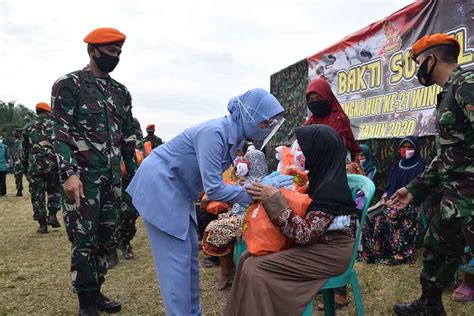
237,97,270,141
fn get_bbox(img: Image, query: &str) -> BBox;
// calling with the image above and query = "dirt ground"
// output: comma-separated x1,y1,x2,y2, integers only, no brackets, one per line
0,174,473,315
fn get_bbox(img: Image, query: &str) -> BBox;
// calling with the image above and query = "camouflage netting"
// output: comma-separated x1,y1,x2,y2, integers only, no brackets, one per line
269,59,437,198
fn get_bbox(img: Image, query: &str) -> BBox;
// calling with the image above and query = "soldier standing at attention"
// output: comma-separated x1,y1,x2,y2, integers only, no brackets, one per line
0,136,7,196
21,102,62,233
144,124,163,149
13,129,24,197
51,28,136,315
389,34,474,315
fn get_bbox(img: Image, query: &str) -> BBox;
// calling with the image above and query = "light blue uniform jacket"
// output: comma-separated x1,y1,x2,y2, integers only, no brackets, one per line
127,116,253,240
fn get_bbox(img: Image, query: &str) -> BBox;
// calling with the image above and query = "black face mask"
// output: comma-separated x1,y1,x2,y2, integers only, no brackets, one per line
308,100,331,117
93,48,120,73
417,55,437,87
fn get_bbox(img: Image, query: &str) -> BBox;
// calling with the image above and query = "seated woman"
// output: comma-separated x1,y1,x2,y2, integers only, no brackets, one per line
225,124,357,316
304,77,361,161
358,144,376,180
359,136,425,265
202,149,269,290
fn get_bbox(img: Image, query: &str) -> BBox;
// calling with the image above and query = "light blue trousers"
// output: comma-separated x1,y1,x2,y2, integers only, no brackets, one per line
144,219,202,316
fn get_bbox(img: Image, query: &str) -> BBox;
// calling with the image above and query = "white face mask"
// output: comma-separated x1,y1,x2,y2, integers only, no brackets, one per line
406,149,415,159
235,162,249,177
359,159,366,165
0,139,3,144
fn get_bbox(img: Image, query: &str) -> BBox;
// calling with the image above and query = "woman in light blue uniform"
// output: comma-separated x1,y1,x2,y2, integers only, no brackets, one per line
127,88,285,315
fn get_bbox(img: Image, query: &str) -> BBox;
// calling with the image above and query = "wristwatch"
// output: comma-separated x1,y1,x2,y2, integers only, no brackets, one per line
61,169,77,181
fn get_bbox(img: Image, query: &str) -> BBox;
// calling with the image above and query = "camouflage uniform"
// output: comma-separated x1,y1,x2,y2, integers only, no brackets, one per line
21,114,62,224
13,136,24,195
51,67,136,293
116,119,144,256
406,66,474,290
144,133,163,149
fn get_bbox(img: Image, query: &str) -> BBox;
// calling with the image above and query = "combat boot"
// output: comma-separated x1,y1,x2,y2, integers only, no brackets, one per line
95,290,122,313
47,211,61,228
78,291,98,316
119,241,134,260
37,219,48,234
393,273,446,316
107,248,119,269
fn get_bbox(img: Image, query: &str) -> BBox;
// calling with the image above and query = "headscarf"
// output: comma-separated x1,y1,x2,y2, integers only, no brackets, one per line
295,124,355,216
384,136,426,197
227,88,284,142
230,150,268,215
304,77,361,159
359,144,375,177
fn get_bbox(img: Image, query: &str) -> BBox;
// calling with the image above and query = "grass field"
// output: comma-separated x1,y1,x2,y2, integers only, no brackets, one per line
0,174,473,315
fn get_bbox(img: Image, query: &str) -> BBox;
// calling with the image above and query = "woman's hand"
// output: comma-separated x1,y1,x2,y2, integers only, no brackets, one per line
246,182,278,201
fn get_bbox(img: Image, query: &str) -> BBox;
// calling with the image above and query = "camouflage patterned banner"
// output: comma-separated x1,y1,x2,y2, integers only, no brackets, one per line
307,0,474,140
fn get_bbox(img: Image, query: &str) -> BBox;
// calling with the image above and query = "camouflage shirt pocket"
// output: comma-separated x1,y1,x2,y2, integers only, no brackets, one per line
77,102,105,133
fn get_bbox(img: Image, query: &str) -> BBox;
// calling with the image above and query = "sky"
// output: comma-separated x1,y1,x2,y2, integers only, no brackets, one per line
0,0,414,141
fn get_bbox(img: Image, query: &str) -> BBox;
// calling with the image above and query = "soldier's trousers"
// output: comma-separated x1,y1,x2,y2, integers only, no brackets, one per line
421,213,472,289
28,173,61,221
15,171,23,192
116,190,139,246
63,180,121,293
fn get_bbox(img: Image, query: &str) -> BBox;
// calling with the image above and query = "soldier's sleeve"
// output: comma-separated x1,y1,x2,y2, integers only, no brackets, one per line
454,74,474,127
51,76,80,174
20,127,30,174
406,155,439,201
121,91,138,175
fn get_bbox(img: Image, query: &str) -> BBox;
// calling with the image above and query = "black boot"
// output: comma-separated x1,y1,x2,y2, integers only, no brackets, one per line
78,291,98,316
47,211,61,228
393,274,446,316
37,219,48,234
95,290,122,313
119,242,134,260
107,248,119,269
15,189,22,197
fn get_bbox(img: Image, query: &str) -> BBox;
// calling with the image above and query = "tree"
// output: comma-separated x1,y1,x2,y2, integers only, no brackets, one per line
0,100,36,154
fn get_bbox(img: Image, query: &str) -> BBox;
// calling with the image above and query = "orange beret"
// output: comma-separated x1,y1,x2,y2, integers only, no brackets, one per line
36,102,51,113
84,27,126,45
146,124,155,131
410,33,460,60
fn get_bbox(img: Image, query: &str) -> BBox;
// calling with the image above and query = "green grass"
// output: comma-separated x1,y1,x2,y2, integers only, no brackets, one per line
0,174,473,315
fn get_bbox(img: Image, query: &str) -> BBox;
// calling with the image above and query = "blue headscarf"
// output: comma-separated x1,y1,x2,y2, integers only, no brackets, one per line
227,88,284,142
359,144,375,178
385,136,426,197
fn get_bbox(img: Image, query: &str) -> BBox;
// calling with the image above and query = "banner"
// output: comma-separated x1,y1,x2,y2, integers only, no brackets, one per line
307,0,474,139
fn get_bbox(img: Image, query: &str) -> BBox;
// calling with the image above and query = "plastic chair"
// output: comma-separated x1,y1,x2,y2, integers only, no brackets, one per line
302,174,375,316
233,238,247,266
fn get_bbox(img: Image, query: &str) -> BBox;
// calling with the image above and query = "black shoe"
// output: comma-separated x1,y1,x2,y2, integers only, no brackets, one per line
107,249,119,269
121,243,134,260
15,190,22,197
37,219,48,234
393,298,426,315
78,292,98,316
96,292,122,313
47,214,61,228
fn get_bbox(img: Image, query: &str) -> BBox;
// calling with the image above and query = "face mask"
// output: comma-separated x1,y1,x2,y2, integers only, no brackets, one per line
93,48,120,73
400,148,415,160
417,56,437,87
0,139,3,144
308,100,331,117
359,159,366,166
235,162,249,177
237,97,284,145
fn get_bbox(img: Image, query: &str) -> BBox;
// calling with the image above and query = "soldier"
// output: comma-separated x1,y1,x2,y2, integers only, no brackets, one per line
114,118,144,262
50,27,136,315
21,103,61,233
0,136,7,196
144,124,163,149
389,34,474,315
13,129,24,197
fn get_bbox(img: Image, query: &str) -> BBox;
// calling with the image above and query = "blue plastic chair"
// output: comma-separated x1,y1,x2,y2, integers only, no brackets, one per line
302,174,375,316
233,238,247,266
